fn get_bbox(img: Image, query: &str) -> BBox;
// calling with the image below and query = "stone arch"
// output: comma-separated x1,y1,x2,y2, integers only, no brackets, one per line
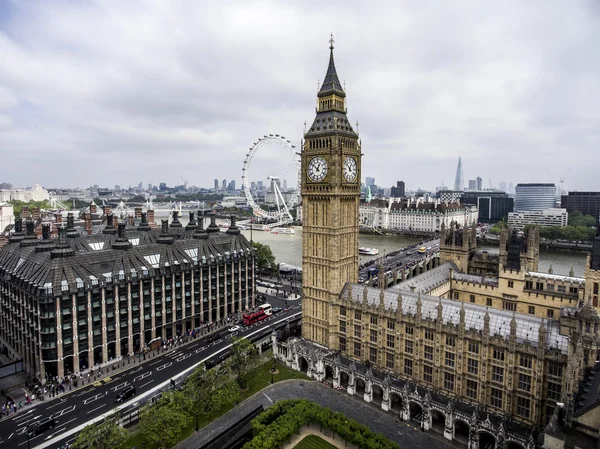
339,371,350,388
355,377,366,396
372,383,383,405
298,356,309,373
430,409,445,434
390,392,403,413
409,401,423,423
506,441,526,449
453,419,470,445
478,430,496,449
324,365,334,383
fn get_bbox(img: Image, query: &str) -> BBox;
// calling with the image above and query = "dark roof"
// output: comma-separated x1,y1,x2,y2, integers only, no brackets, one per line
305,110,357,138
318,47,345,98
0,222,255,298
575,363,600,417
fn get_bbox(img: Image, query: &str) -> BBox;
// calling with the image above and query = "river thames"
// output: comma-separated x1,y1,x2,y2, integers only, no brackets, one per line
158,215,588,278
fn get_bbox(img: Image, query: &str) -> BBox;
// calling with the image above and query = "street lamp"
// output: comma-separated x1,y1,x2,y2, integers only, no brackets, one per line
196,411,199,431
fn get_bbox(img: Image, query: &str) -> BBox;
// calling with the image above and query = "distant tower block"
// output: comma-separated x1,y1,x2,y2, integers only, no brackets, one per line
453,156,464,191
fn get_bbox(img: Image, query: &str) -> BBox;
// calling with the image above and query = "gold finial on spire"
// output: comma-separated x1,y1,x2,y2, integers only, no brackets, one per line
329,33,335,50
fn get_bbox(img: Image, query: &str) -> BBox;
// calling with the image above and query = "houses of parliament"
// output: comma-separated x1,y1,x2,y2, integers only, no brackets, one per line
274,40,600,449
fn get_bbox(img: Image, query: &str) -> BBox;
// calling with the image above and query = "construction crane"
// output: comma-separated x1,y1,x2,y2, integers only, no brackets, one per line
559,168,570,195
180,176,189,190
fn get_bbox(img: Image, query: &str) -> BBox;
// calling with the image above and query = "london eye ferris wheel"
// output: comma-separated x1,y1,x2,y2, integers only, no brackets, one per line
241,134,300,224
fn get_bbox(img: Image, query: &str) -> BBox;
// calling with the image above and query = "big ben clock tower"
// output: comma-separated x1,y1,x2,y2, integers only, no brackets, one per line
301,36,361,347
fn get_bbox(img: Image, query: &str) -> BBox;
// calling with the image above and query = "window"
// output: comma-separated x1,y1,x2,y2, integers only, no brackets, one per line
370,315,378,325
405,325,414,336
454,292,459,300
340,306,346,316
525,280,533,289
468,341,480,354
503,301,516,312
491,387,503,409
405,340,414,354
445,351,455,368
594,283,599,295
386,333,395,348
549,362,563,377
468,358,479,375
354,324,362,338
547,309,555,318
339,320,346,333
404,359,413,376
470,294,475,303
569,287,578,295
424,345,433,360
424,330,434,341
547,382,562,401
370,329,378,343
493,348,505,361
446,336,455,347
508,280,514,288
353,341,361,358
518,374,531,392
369,347,377,363
517,397,530,419
519,355,532,369
354,311,362,320
528,305,535,315
546,284,554,291
486,297,493,307
492,365,504,383
536,282,544,291
444,372,455,391
466,379,478,399
386,352,394,369
557,285,566,293
423,365,433,383
339,337,346,352
387,320,396,330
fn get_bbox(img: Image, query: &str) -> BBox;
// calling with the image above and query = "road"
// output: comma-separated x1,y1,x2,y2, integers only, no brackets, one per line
358,238,440,283
0,306,302,449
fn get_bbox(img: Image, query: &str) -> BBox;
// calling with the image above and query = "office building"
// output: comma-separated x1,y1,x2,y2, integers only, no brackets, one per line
468,180,477,191
508,208,568,230
476,177,482,190
222,179,227,190
391,181,405,198
0,214,256,380
461,191,514,222
514,183,557,212
453,156,464,191
437,190,463,204
365,177,375,187
561,191,600,220
214,179,219,191
227,180,236,191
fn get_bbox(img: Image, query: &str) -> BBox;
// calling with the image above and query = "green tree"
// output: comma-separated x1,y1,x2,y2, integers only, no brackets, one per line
183,362,239,415
138,393,191,449
9,200,51,217
252,242,276,271
228,337,258,389
71,413,127,449
488,220,507,235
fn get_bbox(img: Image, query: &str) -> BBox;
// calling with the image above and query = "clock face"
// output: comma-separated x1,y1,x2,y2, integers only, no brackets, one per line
307,156,328,182
343,156,357,182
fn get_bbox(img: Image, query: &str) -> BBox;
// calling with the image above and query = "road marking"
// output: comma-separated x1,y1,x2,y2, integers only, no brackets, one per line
139,380,154,389
93,381,102,387
87,404,106,415
176,353,191,362
47,402,64,410
133,372,152,382
194,346,206,353
148,360,162,367
155,362,172,372
56,405,76,417
12,409,33,421
168,352,182,359
110,381,130,392
17,414,41,427
104,376,112,383
45,427,66,440
83,392,107,405
8,432,13,439
263,392,273,403
188,344,199,349
60,417,77,427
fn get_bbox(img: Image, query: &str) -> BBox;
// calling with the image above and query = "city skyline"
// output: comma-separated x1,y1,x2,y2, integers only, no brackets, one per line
1,1,598,191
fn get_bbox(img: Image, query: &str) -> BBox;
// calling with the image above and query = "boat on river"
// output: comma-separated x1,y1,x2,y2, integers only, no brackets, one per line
359,247,379,256
271,227,296,235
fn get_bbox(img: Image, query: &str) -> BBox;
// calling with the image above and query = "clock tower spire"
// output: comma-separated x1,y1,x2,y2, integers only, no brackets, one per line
301,37,361,348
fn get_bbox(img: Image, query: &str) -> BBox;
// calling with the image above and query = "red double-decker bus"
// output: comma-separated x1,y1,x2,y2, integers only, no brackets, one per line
243,310,268,326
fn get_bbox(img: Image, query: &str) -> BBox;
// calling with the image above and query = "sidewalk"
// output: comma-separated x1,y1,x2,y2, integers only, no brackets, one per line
0,320,236,423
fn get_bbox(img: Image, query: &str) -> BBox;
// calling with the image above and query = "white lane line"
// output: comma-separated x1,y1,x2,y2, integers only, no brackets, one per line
263,392,273,403
60,417,77,427
176,353,191,362
87,404,106,415
110,381,130,392
46,402,64,410
133,372,152,382
155,362,172,372
36,311,302,449
12,409,34,421
139,380,154,389
148,359,162,367
8,432,13,439
45,427,66,440
16,414,41,427
56,405,76,417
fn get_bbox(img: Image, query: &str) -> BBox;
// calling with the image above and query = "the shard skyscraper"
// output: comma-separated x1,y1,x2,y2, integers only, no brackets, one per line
453,156,464,191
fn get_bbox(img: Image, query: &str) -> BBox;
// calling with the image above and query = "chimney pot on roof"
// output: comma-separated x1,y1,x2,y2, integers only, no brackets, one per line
42,223,50,240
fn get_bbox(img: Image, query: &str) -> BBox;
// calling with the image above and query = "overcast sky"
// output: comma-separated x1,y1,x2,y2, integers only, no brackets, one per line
0,0,598,192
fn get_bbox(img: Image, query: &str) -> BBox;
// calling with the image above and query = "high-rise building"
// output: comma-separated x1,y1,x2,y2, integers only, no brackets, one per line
257,181,264,190
453,156,464,191
301,39,360,347
468,180,477,190
138,182,143,190
476,176,482,190
283,179,288,190
227,180,236,191
461,191,514,222
222,179,227,190
508,182,514,194
365,177,375,187
390,181,405,198
514,183,557,211
214,179,219,191
499,181,507,192
561,191,600,220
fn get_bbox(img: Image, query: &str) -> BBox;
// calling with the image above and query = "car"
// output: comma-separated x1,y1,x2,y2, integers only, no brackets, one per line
27,416,56,437
272,307,283,314
115,385,136,403
228,325,241,332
